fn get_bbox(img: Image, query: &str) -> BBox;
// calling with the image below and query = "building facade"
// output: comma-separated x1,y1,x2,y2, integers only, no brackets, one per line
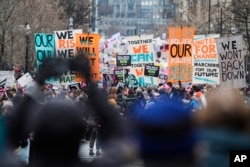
96,0,175,38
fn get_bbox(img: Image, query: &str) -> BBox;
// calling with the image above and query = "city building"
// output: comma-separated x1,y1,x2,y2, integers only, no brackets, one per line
96,0,175,38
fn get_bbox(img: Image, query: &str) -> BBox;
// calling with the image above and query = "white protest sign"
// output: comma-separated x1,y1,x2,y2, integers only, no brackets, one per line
0,71,15,87
192,35,220,84
216,35,246,88
17,73,33,87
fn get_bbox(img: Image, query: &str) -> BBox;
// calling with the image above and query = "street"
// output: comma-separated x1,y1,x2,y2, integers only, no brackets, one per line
79,141,144,167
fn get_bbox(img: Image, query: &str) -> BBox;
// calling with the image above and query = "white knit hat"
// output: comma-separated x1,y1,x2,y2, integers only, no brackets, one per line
2,101,13,108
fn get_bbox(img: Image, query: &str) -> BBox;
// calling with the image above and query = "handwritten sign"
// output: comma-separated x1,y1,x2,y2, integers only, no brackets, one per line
54,29,82,85
216,35,246,88
168,27,195,83
126,35,158,86
34,33,56,84
75,33,100,82
192,35,220,84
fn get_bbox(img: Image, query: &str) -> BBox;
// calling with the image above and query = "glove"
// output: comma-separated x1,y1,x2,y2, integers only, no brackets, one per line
35,58,69,85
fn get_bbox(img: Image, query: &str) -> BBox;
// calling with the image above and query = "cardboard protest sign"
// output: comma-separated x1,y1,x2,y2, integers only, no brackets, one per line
34,33,56,84
168,27,195,83
54,29,82,85
192,35,220,84
116,55,131,66
216,35,246,88
34,33,55,69
144,65,160,77
0,71,15,87
126,35,158,86
75,33,100,82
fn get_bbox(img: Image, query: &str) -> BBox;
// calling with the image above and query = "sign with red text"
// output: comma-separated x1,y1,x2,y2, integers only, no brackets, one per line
192,35,220,84
54,29,82,85
126,35,158,86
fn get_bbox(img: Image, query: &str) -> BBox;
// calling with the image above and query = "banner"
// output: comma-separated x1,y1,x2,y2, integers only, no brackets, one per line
192,35,220,84
116,55,131,66
168,27,195,83
54,29,82,85
126,35,158,86
216,35,246,88
144,65,160,77
0,71,15,87
75,33,100,82
34,33,56,84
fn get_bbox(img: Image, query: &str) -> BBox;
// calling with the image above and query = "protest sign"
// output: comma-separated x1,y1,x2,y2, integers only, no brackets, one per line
125,74,139,88
144,65,160,77
75,33,100,82
168,27,195,83
0,71,15,87
34,33,56,84
192,35,220,84
126,35,158,86
17,73,33,87
54,29,82,85
34,33,55,69
158,66,168,81
114,70,124,81
114,69,129,82
116,55,131,66
216,35,246,88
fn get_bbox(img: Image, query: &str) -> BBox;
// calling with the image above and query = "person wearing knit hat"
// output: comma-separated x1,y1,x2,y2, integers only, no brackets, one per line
135,99,200,167
1,101,13,117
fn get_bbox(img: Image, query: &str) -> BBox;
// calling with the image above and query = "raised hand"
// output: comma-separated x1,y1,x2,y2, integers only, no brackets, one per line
35,58,69,85
68,52,91,83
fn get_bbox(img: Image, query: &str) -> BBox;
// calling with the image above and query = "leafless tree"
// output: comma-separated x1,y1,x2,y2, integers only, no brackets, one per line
0,0,92,71
59,0,92,31
227,0,250,55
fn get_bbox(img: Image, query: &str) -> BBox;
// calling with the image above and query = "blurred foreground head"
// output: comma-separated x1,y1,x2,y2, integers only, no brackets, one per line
136,100,199,167
31,101,86,166
197,89,249,132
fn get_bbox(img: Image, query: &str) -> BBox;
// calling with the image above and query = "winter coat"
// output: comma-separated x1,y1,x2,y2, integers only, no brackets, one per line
200,128,250,167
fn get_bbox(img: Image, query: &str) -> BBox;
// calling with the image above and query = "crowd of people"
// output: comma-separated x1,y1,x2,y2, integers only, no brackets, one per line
1,56,250,167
